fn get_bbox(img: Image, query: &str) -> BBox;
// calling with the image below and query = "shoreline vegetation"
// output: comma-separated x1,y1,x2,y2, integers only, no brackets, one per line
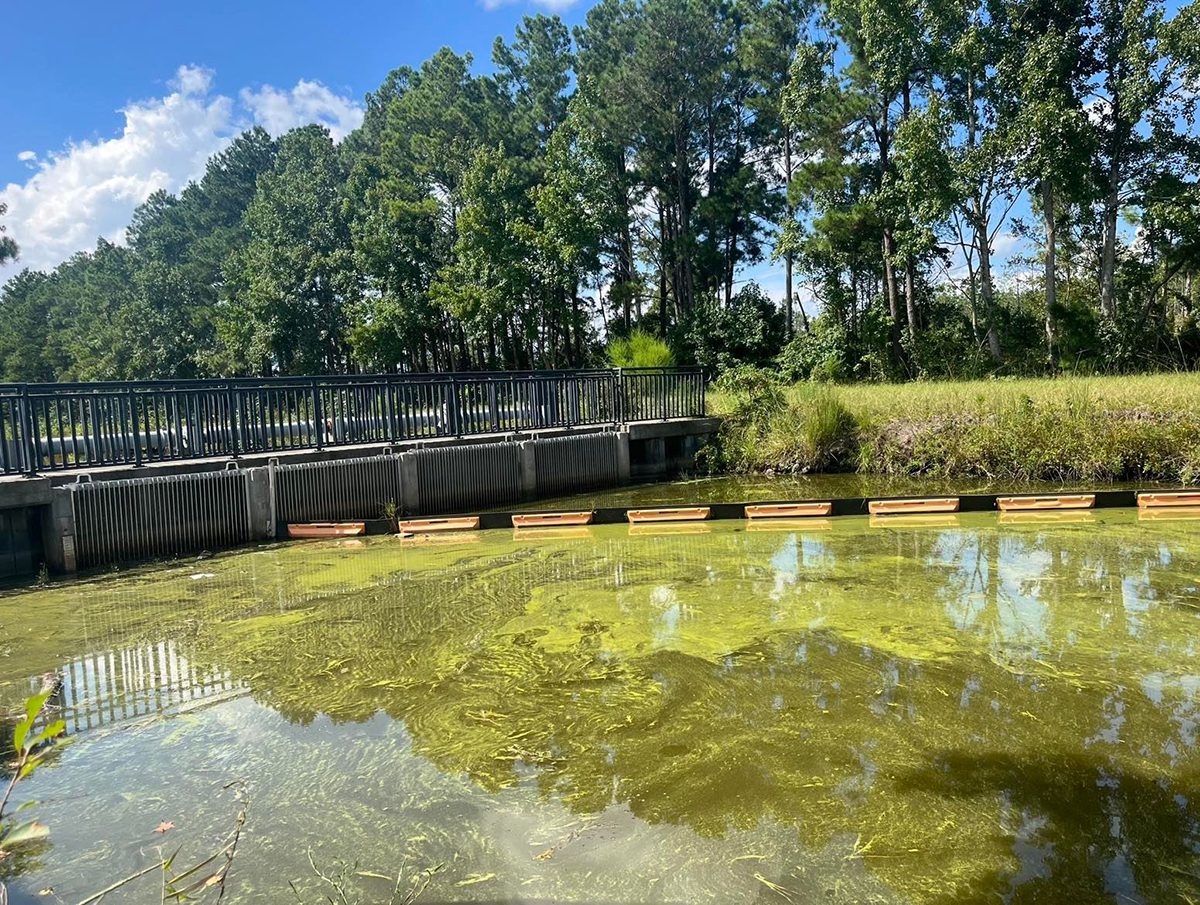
706,370,1200,486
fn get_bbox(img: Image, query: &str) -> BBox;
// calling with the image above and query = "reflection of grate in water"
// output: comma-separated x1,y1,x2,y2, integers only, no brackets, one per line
61,528,727,637
31,639,240,735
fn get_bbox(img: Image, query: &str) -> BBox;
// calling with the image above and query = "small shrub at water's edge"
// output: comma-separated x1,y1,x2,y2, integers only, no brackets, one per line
802,386,857,466
707,370,858,473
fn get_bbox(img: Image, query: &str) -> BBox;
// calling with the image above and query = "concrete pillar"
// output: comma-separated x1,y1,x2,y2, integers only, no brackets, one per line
679,434,699,471
246,466,274,540
41,488,77,573
519,440,538,499
647,437,667,476
616,430,631,484
398,452,420,515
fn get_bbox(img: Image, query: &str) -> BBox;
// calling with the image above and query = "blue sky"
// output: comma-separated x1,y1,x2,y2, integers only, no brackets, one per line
1,0,592,273
2,0,591,179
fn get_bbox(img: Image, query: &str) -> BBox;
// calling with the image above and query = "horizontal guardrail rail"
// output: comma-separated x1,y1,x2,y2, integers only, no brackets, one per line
0,367,705,475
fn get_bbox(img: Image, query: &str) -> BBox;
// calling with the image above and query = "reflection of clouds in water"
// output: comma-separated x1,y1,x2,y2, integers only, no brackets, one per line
1141,672,1200,763
650,585,682,648
769,534,799,606
1122,574,1151,638
1004,800,1054,894
1085,692,1127,746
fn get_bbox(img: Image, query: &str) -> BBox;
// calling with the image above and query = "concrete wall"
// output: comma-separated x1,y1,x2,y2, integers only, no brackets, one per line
3,417,718,576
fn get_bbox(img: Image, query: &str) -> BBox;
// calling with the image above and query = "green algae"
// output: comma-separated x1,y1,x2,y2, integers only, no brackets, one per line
2,511,1200,903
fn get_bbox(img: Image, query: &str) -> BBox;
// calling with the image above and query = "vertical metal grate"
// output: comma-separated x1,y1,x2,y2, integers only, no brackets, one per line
70,471,250,568
532,433,622,498
414,442,522,514
274,455,401,523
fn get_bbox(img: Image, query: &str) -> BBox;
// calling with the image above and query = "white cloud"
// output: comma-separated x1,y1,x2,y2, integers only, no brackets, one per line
1,65,363,275
480,0,579,10
240,80,363,142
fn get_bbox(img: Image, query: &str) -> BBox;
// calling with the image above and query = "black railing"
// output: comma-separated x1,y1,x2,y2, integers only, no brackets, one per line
0,367,706,475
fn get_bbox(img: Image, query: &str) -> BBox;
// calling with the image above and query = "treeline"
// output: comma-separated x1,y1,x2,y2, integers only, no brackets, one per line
1,0,1197,383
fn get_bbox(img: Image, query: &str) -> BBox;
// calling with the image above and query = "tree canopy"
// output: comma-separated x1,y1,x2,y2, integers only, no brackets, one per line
2,0,1198,382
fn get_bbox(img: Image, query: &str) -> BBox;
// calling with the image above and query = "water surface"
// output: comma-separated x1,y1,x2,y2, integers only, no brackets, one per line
2,510,1200,903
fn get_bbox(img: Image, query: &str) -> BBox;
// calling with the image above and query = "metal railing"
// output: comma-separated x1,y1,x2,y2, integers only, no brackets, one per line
0,367,705,475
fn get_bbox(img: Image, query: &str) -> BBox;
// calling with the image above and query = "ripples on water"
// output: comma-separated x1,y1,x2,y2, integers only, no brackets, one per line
1,509,1199,903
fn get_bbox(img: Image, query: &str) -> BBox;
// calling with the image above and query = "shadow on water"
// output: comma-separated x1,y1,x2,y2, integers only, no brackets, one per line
895,749,1200,903
1,510,1200,902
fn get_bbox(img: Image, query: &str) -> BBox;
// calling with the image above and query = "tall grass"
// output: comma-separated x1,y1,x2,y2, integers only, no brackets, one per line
711,372,858,473
607,330,675,368
708,373,1200,483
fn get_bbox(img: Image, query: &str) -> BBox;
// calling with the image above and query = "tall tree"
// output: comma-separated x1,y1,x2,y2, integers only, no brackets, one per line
624,0,729,327
220,125,353,375
929,0,1016,363
828,0,926,359
0,270,53,381
996,0,1094,365
0,202,17,267
743,0,816,336
125,127,278,376
1091,0,1199,319
573,0,643,333
493,14,575,159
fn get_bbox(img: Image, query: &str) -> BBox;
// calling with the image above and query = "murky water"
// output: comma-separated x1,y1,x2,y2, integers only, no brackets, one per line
2,509,1200,903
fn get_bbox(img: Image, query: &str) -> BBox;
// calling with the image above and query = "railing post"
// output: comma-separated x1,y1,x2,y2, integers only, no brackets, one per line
385,374,397,442
129,387,142,466
225,381,240,459
614,368,624,425
19,384,37,475
447,375,462,436
312,378,324,450
487,379,499,432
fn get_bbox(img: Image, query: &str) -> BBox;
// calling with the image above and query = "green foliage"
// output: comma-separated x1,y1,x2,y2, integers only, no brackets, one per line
714,364,786,422
711,373,1200,484
860,394,1200,484
708,366,858,473
680,283,785,376
0,689,65,860
220,125,353,375
0,202,17,267
607,329,674,368
0,0,1197,382
778,315,850,381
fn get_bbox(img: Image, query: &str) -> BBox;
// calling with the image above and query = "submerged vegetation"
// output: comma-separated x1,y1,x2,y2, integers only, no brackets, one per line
0,687,251,905
2,517,1200,901
709,369,1200,483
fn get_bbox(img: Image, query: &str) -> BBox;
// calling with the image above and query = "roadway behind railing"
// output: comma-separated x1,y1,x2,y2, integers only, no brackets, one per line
0,367,706,475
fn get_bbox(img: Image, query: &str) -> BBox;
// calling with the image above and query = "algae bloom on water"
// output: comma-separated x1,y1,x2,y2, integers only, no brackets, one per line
1,510,1199,903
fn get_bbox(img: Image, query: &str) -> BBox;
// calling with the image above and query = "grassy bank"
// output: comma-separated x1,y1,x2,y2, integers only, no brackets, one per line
707,372,1200,484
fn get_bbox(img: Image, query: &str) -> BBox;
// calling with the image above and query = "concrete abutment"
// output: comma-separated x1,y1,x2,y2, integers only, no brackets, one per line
0,417,717,579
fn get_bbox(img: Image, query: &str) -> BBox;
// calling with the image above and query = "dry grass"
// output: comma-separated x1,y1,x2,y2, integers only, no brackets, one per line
814,374,1200,422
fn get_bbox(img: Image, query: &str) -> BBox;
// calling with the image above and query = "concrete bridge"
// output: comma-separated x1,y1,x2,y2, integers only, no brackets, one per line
0,368,717,579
